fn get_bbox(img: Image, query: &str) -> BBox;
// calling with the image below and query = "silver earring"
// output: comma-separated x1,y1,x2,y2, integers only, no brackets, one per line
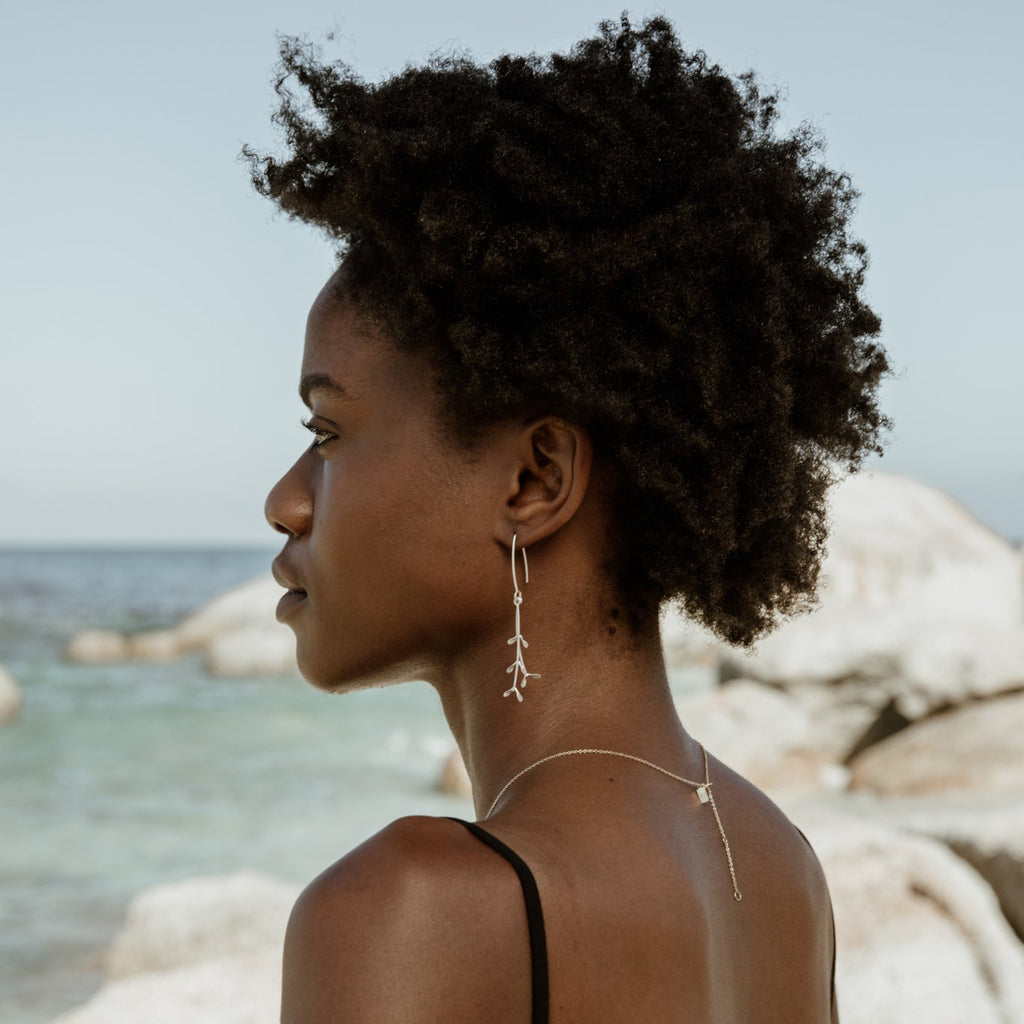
503,533,540,702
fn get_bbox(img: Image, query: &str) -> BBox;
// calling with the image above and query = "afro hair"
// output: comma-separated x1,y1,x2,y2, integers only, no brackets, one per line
246,12,891,647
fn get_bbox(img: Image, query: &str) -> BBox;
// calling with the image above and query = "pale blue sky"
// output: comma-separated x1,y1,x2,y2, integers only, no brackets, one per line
1,0,1021,544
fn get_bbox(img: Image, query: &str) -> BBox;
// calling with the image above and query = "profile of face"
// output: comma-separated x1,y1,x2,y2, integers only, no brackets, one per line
265,276,511,693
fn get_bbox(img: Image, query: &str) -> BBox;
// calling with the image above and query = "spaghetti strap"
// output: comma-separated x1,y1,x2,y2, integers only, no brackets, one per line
794,826,840,1023
447,817,550,1024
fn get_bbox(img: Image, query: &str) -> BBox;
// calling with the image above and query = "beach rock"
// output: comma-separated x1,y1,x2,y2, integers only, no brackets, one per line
660,605,721,669
63,629,129,664
721,475,1024,740
868,799,1024,941
848,691,1024,797
126,629,181,662
0,664,22,722
897,624,1024,711
796,812,1024,1024
175,576,283,652
204,623,297,677
49,949,281,1024
720,475,1024,675
438,748,472,799
675,679,844,796
106,871,299,979
947,820,1024,942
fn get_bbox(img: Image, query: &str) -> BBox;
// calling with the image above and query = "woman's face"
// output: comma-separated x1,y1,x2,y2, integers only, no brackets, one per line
265,281,508,692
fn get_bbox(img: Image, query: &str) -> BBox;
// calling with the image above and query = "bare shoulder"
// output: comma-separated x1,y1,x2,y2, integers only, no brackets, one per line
713,758,837,993
713,754,833,893
281,815,532,1024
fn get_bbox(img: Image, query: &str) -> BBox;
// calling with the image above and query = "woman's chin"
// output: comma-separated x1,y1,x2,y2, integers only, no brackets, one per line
295,645,414,695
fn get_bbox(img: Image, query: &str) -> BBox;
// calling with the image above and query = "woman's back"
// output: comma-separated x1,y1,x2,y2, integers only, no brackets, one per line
282,750,836,1024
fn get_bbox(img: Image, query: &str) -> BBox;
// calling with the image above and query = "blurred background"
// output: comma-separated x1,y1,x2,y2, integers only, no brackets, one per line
1,1,1022,1022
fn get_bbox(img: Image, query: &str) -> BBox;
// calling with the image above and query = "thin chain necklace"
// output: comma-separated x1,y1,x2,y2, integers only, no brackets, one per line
485,744,742,901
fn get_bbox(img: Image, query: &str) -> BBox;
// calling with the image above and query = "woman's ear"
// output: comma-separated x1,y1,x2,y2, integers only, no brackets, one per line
495,416,593,546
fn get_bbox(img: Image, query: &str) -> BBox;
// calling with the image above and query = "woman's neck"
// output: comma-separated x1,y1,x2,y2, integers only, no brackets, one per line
430,588,691,819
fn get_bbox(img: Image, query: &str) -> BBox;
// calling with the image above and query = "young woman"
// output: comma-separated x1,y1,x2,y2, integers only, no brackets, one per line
251,14,888,1022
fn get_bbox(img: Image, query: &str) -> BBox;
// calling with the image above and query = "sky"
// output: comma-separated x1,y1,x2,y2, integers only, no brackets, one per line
1,0,1021,545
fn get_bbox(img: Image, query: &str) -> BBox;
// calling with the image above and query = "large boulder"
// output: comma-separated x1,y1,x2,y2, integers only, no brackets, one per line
848,691,1024,798
797,812,1024,1024
861,798,1024,941
51,871,301,1024
949,819,1024,942
660,605,721,669
64,576,298,678
720,474,1024,758
0,664,22,723
49,950,281,1024
63,629,129,664
437,748,472,799
175,576,284,653
106,871,299,979
674,679,846,796
204,624,297,677
126,629,181,662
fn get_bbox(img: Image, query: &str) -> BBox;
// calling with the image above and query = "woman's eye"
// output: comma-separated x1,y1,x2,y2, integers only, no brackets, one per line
300,417,337,451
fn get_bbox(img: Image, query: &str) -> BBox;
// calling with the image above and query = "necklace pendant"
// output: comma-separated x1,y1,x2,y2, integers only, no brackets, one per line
696,784,710,804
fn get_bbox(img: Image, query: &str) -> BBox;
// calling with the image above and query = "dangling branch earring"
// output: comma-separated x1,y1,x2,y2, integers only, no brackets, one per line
503,533,540,702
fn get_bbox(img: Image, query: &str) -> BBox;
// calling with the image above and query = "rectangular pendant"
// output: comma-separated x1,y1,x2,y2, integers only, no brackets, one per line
696,785,710,804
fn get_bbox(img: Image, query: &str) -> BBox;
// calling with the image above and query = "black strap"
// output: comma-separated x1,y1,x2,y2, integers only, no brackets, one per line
794,826,839,1022
447,817,550,1024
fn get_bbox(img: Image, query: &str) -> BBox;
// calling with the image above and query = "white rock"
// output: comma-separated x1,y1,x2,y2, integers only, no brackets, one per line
848,691,1024,797
710,474,1024,763
127,630,181,662
49,949,281,1024
896,623,1024,716
674,679,839,796
105,871,299,980
204,624,297,677
438,748,472,798
0,664,22,723
727,473,1024,692
949,822,1024,941
175,576,284,652
796,812,1024,1024
660,605,721,668
864,798,1024,941
63,629,129,664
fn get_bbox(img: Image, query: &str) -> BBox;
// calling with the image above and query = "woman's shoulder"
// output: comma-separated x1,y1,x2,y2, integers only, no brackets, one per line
293,815,497,907
281,816,533,1024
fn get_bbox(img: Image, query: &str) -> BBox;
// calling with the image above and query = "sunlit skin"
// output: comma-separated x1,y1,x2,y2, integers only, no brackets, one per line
264,270,836,1024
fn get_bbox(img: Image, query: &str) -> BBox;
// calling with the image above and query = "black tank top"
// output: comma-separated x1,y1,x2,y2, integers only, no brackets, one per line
447,817,838,1024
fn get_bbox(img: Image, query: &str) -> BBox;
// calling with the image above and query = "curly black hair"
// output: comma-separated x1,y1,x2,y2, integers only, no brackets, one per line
245,12,890,648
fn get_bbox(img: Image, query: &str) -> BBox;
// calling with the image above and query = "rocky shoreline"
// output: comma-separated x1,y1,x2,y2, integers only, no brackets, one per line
52,472,1024,1024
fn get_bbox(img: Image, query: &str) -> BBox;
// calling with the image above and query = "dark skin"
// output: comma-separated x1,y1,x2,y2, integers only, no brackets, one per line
265,271,837,1023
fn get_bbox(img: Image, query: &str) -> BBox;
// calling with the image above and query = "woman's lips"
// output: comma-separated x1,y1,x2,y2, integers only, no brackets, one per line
276,588,308,622
271,558,307,622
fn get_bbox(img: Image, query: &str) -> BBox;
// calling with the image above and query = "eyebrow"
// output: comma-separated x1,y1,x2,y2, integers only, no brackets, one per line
299,373,351,409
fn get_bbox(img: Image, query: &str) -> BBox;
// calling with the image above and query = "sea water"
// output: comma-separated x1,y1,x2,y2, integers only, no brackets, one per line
0,548,709,1023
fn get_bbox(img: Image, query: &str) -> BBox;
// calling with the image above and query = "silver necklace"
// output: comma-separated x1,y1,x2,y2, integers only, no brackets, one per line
485,744,742,901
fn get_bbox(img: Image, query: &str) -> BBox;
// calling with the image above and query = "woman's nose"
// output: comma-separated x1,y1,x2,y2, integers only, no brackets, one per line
264,459,313,538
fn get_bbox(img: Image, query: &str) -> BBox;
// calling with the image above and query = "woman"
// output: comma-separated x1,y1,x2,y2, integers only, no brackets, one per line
250,13,888,1022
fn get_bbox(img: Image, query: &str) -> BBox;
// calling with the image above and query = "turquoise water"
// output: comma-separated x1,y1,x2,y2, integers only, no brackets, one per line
0,548,708,1023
